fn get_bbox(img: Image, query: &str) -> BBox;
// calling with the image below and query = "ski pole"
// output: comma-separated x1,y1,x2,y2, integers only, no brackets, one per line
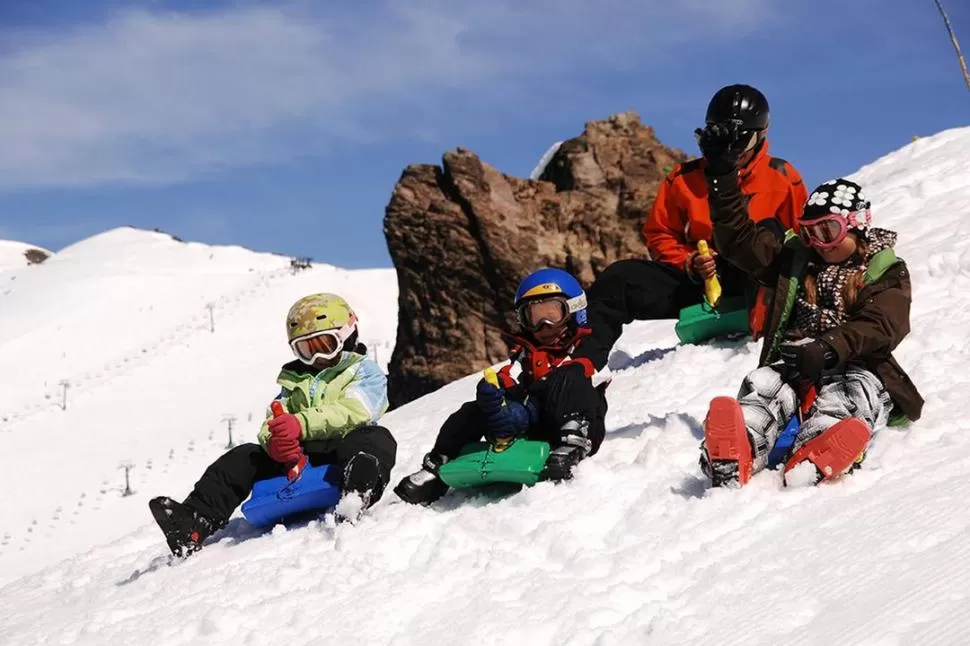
697,240,722,309
271,401,308,481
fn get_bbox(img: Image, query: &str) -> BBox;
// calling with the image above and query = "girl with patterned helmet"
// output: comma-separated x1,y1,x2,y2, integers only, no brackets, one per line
148,293,397,557
286,293,362,366
395,267,608,506
699,175,923,489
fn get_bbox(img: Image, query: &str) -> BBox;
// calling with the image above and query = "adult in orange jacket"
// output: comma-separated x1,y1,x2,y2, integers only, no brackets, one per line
572,84,808,371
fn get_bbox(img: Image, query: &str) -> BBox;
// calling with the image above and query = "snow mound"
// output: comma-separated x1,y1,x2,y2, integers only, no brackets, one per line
1,129,969,645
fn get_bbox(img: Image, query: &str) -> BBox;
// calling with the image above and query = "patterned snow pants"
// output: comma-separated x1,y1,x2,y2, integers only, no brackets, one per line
736,364,892,473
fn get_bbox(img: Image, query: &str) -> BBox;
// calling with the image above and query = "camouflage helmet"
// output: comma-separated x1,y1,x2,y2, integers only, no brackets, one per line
285,293,358,343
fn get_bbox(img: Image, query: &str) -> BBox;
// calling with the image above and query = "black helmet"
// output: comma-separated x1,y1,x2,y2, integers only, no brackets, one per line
705,84,770,131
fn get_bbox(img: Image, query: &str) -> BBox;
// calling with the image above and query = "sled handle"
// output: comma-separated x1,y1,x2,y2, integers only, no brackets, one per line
483,368,514,453
798,383,818,419
270,400,308,481
483,367,502,390
270,401,285,417
697,240,722,309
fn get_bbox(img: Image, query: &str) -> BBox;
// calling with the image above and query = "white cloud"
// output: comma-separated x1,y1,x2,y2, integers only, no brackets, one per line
0,0,782,190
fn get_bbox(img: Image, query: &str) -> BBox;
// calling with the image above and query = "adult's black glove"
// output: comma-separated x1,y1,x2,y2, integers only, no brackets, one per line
695,120,744,175
778,338,838,384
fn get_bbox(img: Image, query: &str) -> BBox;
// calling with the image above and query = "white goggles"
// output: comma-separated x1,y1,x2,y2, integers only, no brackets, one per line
289,317,357,364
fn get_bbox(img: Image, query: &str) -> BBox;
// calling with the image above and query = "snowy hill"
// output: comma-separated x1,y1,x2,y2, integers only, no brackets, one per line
0,227,397,585
0,239,52,272
1,128,970,645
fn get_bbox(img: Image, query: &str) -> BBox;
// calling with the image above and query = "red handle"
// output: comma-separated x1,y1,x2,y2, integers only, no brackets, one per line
287,454,308,482
798,383,818,419
270,401,285,417
269,400,306,481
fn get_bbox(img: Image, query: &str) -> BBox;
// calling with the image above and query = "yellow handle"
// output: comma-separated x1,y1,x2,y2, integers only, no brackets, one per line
482,368,507,409
483,367,500,389
697,240,722,309
483,367,512,452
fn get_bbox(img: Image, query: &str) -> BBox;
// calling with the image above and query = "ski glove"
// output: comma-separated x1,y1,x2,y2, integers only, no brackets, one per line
476,378,538,440
779,338,838,384
695,121,744,176
266,413,304,464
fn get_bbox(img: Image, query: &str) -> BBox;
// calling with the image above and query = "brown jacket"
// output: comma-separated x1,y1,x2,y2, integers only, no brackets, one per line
706,170,924,422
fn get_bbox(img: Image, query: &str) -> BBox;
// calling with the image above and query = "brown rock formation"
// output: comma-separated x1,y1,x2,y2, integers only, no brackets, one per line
383,111,688,407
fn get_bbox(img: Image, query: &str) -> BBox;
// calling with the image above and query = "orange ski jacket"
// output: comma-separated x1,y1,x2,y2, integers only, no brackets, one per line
643,141,808,272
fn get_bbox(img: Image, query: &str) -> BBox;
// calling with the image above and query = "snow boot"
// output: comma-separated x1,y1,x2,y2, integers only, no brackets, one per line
783,418,871,487
148,496,220,558
702,396,754,488
335,451,385,523
542,414,593,482
394,452,449,505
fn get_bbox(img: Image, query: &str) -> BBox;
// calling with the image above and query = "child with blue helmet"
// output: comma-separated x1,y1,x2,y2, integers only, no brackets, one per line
394,268,609,505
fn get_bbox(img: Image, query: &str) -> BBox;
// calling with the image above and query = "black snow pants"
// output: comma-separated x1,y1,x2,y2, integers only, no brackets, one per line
431,365,608,459
185,425,397,523
572,256,756,370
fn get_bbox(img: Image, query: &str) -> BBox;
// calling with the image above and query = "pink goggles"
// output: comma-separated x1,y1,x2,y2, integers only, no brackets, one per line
798,209,871,250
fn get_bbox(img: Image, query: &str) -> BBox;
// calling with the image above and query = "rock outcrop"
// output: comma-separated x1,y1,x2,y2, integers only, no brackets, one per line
383,112,688,407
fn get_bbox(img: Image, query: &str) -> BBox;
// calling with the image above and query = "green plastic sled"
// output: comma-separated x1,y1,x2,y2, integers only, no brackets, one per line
674,295,750,345
437,440,551,488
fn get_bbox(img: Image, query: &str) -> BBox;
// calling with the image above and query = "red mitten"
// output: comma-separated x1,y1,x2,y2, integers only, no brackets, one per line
266,413,303,464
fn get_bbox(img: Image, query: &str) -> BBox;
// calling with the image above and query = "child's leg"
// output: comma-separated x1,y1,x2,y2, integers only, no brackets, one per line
796,367,892,449
395,401,489,505
736,364,800,472
528,365,606,480
431,400,491,459
702,365,799,485
782,368,889,485
184,443,284,524
323,425,398,506
530,365,605,448
782,367,891,485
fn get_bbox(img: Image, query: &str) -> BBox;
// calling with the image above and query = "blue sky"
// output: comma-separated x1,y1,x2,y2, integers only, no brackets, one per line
0,0,966,268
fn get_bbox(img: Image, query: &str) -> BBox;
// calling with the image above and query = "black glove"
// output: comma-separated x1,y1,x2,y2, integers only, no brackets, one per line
779,338,838,384
695,120,744,175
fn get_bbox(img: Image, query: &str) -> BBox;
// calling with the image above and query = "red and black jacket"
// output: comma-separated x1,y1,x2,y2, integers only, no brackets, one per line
495,327,597,391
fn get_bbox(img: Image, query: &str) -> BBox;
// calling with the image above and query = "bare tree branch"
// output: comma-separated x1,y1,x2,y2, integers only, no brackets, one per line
934,0,970,91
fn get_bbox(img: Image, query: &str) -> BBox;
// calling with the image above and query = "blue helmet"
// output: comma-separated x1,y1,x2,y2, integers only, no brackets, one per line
514,267,588,328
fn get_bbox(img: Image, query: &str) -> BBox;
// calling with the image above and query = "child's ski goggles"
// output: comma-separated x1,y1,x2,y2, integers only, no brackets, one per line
798,209,871,250
290,325,354,364
516,296,571,331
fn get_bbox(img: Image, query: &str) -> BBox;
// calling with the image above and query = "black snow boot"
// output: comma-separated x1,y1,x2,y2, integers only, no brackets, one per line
542,414,593,482
394,452,449,505
335,451,386,523
149,496,220,558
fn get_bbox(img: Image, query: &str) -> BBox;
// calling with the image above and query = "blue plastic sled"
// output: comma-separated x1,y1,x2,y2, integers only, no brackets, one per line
241,464,341,528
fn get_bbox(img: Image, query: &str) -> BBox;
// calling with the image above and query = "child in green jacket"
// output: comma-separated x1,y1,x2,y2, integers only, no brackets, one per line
150,293,397,557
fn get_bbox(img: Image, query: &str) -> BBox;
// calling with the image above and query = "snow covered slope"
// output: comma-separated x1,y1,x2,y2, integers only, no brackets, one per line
0,227,397,584
0,239,52,272
1,128,970,645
